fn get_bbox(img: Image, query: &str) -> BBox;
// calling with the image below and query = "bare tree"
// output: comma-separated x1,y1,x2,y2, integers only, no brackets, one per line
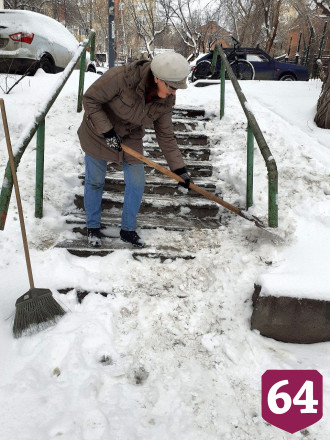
312,0,329,127
222,0,284,51
4,0,50,10
4,0,24,7
264,0,283,53
4,0,87,28
223,0,256,44
122,0,169,58
199,4,228,52
314,61,330,128
91,0,108,54
160,0,216,59
311,0,330,15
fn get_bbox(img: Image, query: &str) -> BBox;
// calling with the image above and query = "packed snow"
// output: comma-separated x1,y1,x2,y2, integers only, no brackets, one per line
0,68,329,439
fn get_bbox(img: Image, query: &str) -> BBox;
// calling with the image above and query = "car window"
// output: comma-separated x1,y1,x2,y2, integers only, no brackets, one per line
247,54,269,62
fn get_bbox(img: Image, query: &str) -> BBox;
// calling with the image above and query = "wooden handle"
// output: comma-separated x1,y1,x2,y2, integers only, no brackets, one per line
0,99,34,289
121,143,261,225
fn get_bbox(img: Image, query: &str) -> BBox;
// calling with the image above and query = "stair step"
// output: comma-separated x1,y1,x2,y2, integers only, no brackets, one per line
107,159,213,177
171,119,199,131
104,176,217,195
74,192,220,218
56,238,195,261
79,173,218,196
64,211,223,231
144,131,208,146
173,106,209,119
59,105,215,258
251,285,330,344
144,143,210,161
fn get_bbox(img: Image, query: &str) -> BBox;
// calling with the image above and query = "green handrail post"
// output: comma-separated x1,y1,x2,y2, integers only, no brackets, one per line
217,43,278,228
77,30,95,113
35,119,45,218
0,160,15,230
77,48,86,113
211,45,218,74
0,30,95,230
246,124,254,209
268,165,278,228
220,50,225,119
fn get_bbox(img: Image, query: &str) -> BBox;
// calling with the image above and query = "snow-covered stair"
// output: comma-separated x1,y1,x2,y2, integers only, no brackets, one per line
57,106,223,259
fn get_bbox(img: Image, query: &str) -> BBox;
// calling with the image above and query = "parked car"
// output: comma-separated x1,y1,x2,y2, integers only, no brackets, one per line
0,9,96,75
192,47,310,81
95,66,108,75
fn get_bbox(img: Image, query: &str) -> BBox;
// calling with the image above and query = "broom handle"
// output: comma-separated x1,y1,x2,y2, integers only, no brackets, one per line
0,99,35,289
121,143,259,224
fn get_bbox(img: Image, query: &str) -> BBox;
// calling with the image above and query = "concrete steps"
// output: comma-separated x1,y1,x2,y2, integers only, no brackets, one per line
172,106,209,119
56,237,195,261
64,211,222,231
57,106,221,260
144,142,210,161
145,131,209,146
107,159,213,178
78,173,218,196
74,191,221,218
251,284,330,344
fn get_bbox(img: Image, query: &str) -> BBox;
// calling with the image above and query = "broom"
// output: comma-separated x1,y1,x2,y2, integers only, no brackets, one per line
0,99,65,338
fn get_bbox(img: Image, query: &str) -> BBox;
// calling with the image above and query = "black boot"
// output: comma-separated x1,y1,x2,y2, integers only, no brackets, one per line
120,229,145,248
87,228,102,248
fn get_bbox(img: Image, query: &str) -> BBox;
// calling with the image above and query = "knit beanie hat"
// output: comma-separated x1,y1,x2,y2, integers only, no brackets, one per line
151,52,190,89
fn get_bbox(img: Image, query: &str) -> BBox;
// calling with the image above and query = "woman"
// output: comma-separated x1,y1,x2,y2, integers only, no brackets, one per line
78,52,191,248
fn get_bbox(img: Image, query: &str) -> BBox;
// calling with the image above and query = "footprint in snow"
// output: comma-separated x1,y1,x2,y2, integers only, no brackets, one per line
82,408,109,440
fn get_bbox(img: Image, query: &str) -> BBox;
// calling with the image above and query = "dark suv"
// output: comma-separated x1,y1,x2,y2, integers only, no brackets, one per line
193,47,310,81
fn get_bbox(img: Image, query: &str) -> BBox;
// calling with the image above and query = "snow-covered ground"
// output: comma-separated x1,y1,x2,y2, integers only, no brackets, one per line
0,70,329,439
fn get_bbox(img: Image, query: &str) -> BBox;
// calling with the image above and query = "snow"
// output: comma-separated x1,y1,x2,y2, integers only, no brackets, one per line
258,207,330,300
244,100,254,114
189,52,208,67
0,70,330,439
1,9,78,51
11,45,86,155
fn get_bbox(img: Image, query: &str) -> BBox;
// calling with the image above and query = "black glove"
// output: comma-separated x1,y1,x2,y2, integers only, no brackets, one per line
103,128,122,151
173,166,192,189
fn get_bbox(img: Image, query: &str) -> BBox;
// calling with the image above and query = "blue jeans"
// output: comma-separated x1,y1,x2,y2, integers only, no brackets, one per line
84,154,145,231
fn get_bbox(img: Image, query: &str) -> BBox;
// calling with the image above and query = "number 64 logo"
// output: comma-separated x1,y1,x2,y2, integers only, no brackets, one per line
262,370,323,434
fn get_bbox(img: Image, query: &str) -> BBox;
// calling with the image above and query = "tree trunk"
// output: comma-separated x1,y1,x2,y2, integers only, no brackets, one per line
265,0,282,54
314,62,330,129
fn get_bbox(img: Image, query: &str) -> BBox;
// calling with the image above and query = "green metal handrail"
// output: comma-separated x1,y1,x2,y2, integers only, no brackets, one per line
216,44,278,228
0,31,95,230
77,31,95,113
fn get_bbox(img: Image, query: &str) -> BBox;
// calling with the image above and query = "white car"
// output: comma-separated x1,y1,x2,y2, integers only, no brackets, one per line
0,9,96,74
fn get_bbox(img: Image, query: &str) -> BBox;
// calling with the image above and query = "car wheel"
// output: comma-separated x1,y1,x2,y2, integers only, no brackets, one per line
280,74,296,81
39,57,55,74
87,65,96,73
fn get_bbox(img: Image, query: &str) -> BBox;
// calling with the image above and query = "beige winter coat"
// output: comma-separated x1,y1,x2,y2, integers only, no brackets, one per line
77,59,185,170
